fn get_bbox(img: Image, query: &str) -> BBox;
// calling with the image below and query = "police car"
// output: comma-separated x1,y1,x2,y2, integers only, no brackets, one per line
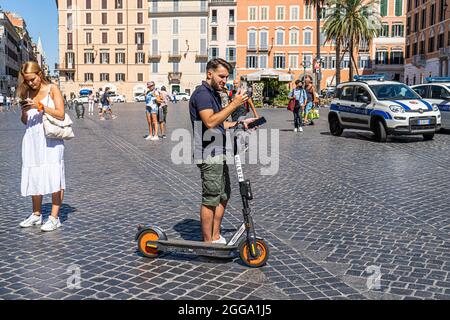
411,77,450,130
328,74,441,142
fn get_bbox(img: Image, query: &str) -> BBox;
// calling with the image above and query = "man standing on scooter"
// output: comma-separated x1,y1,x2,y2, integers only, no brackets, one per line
190,58,256,244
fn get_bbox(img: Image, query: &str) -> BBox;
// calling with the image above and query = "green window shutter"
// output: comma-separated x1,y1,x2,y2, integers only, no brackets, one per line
395,0,403,17
381,0,388,17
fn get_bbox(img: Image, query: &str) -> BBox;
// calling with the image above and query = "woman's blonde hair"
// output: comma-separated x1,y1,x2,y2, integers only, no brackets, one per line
17,61,51,99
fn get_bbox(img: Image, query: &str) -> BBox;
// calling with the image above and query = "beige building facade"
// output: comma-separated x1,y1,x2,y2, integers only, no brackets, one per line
56,0,209,99
56,0,154,99
147,0,209,95
209,0,237,81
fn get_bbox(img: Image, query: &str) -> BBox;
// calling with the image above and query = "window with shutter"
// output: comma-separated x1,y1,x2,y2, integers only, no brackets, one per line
395,0,403,16
380,0,387,17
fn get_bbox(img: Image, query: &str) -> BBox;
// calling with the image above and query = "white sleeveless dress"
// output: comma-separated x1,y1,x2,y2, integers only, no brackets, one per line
21,85,66,196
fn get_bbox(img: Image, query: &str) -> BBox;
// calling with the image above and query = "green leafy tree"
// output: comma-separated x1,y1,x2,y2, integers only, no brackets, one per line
323,0,381,82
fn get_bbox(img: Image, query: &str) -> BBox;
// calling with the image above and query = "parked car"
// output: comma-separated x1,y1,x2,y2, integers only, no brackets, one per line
328,74,441,142
109,93,126,103
411,77,450,130
175,92,191,101
73,94,89,104
134,94,146,102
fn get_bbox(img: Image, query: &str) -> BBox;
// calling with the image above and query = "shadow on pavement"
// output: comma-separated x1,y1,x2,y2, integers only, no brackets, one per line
41,203,77,223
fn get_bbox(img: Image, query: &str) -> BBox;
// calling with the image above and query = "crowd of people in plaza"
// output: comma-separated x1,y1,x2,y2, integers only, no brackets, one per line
0,93,19,112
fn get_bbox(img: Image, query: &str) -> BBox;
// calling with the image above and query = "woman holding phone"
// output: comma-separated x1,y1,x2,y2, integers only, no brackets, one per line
18,61,66,232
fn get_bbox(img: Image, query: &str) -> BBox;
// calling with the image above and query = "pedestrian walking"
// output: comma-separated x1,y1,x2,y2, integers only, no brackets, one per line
88,91,95,115
5,96,11,111
144,81,160,140
303,75,319,126
97,90,103,116
288,80,307,132
17,61,66,232
99,87,117,120
172,90,178,104
189,58,255,243
158,86,170,139
0,93,4,112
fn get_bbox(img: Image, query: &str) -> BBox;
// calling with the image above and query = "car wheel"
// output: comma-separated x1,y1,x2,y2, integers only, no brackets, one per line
373,120,387,142
329,114,343,136
423,133,434,141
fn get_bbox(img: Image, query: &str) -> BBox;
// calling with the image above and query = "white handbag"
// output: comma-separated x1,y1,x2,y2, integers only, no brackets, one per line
43,112,75,140
41,85,75,140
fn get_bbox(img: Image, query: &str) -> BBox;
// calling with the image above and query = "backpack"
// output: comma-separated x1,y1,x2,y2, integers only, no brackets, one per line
101,93,108,105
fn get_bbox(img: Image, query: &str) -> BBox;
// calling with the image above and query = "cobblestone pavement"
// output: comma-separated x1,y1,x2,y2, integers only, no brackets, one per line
0,102,449,300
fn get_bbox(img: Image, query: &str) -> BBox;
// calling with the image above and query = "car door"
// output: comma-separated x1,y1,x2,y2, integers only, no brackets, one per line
335,85,357,127
430,85,450,128
352,86,373,128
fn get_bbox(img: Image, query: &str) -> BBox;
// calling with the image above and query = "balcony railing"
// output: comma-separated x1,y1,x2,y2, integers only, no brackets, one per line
148,51,161,61
168,51,182,60
259,44,269,51
150,6,208,15
247,44,257,51
195,51,209,60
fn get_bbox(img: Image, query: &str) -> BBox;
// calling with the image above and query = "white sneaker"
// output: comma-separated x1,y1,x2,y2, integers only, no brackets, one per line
40,216,61,232
20,213,42,228
212,235,227,244
293,128,298,132
299,127,303,132
150,136,159,141
145,135,153,140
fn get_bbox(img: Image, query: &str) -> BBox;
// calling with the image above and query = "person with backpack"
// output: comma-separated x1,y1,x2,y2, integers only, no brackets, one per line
288,80,307,132
99,87,117,120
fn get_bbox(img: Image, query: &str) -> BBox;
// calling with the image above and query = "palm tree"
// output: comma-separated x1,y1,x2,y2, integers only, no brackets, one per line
323,0,381,82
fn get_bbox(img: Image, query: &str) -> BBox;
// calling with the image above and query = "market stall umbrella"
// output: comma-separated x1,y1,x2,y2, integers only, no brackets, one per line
242,68,294,82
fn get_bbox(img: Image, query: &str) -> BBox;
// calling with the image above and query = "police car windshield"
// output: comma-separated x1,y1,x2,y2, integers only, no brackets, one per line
369,84,421,101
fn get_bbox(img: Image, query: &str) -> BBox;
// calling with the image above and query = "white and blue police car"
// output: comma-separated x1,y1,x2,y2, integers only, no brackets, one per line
411,77,450,130
328,74,441,142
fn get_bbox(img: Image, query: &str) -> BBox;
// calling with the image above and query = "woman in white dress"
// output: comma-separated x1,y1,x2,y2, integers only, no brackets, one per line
18,61,66,232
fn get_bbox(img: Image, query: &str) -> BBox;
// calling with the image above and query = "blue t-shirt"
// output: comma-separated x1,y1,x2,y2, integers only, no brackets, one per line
189,81,226,160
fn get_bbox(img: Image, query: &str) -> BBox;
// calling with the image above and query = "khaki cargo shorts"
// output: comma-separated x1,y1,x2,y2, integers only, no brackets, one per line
196,154,231,207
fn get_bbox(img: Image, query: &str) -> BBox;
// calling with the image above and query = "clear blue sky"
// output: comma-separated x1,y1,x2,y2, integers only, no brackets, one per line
1,0,58,74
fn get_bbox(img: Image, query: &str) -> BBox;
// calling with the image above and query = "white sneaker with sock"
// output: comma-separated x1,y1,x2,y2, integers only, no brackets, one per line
20,213,42,228
299,127,303,132
212,235,227,244
41,216,61,232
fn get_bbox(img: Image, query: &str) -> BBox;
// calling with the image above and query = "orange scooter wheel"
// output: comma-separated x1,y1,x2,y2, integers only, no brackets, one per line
239,239,269,268
137,229,161,258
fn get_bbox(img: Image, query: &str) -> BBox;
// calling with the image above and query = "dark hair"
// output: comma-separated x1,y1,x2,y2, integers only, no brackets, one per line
295,80,302,85
161,86,166,91
206,58,232,73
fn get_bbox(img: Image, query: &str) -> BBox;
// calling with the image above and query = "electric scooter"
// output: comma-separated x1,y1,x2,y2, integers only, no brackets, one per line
135,117,269,268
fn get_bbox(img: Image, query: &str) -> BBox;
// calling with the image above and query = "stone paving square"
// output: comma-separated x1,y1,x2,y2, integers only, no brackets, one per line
0,102,449,300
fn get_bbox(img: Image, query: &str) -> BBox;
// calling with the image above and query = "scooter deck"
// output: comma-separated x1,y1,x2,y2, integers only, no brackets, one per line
148,239,238,259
